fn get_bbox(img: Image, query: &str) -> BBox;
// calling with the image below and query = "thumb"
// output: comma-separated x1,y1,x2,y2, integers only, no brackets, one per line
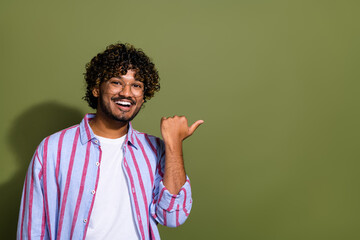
189,120,204,136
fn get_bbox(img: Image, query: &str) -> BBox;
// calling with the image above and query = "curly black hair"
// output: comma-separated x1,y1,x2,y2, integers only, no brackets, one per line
83,43,160,109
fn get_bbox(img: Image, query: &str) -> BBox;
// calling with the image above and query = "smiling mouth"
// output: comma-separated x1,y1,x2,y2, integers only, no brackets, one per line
115,100,132,107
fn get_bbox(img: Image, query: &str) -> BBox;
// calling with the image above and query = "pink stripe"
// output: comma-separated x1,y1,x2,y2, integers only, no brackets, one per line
57,128,80,240
158,187,166,205
156,150,164,178
128,146,150,238
21,149,39,240
56,130,66,208
151,137,164,178
131,133,135,145
40,203,46,240
157,149,165,178
35,150,42,166
20,171,28,240
180,188,189,216
163,209,167,226
135,135,154,186
156,136,164,176
29,152,41,181
27,157,36,239
36,151,42,179
167,195,177,212
176,204,180,227
70,141,91,239
83,145,103,240
149,222,155,240
84,115,92,140
123,156,146,240
42,137,53,240
145,134,157,155
157,162,164,178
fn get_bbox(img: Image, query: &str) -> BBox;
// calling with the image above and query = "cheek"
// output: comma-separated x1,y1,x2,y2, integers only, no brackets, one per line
100,88,112,95
138,99,144,106
99,88,115,99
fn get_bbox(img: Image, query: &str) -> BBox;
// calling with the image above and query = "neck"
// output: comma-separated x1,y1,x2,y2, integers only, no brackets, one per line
89,112,129,139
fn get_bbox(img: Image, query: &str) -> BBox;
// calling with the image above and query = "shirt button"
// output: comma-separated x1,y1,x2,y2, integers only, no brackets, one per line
96,162,100,166
132,188,135,193
94,140,98,144
91,190,96,194
83,219,87,223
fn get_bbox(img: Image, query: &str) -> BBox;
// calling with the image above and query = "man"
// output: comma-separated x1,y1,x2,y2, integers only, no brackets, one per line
17,43,203,240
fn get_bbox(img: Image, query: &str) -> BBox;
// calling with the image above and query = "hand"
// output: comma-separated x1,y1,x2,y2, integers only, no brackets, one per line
161,116,203,194
160,115,204,147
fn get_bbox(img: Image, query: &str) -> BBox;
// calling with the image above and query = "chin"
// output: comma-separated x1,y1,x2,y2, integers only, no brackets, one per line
110,110,140,123
112,115,133,122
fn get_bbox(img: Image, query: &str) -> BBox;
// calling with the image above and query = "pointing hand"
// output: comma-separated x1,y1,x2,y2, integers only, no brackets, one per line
160,115,204,146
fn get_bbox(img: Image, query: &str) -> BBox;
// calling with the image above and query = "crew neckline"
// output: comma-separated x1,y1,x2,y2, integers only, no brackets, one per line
94,134,127,145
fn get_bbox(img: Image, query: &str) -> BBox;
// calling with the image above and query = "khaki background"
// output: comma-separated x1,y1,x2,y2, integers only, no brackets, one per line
1,0,359,239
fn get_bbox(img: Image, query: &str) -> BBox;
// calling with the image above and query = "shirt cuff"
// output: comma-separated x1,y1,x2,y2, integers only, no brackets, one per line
158,176,192,212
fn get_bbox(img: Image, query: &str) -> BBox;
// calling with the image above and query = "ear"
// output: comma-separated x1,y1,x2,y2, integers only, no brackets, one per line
92,86,100,97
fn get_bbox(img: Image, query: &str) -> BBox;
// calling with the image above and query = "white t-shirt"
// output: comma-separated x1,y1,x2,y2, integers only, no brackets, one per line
85,134,139,240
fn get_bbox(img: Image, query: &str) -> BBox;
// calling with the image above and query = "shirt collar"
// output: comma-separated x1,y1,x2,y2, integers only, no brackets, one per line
79,113,138,149
125,121,138,149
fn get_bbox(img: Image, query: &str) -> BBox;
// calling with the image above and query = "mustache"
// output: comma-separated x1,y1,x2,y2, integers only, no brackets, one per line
111,96,136,105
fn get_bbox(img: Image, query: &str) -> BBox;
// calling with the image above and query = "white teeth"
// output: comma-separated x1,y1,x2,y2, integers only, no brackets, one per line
116,101,131,106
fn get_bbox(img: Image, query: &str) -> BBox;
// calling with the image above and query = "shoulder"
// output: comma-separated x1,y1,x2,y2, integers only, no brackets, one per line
36,124,80,155
131,129,164,156
133,130,163,145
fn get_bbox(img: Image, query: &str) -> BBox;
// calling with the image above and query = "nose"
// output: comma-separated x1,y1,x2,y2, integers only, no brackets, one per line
119,84,133,97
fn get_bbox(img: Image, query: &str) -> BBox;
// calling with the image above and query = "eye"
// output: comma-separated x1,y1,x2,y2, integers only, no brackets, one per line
111,80,123,86
133,83,144,89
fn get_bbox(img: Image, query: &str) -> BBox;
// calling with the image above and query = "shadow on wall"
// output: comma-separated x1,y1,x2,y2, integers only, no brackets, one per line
1,101,84,239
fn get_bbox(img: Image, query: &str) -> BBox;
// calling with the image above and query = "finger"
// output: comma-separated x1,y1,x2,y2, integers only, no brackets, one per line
189,120,204,135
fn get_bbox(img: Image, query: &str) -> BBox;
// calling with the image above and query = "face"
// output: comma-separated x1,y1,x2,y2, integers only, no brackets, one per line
93,69,145,123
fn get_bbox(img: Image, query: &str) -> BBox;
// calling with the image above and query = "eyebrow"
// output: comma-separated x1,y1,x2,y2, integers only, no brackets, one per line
110,76,143,83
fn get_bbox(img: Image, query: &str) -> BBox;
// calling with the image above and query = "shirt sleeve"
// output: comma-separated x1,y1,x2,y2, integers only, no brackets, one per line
17,142,49,240
149,139,193,227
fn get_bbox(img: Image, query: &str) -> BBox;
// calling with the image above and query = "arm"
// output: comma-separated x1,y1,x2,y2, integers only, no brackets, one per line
160,116,203,194
17,144,48,240
150,116,203,227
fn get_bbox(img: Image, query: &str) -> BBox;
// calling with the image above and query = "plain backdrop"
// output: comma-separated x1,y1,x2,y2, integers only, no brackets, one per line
1,0,359,239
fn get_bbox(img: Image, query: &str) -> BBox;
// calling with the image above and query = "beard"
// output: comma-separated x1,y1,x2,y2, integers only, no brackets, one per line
98,93,143,123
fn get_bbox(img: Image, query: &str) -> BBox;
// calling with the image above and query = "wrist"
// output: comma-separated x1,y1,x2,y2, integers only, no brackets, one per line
164,140,183,155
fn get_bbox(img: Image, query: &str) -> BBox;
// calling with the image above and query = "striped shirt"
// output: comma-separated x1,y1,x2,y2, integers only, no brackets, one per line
17,113,192,240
